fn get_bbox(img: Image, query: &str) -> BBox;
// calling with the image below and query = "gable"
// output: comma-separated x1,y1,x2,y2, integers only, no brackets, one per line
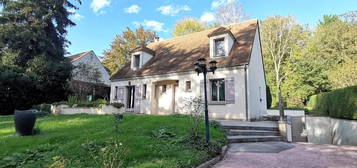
69,51,111,85
111,19,258,80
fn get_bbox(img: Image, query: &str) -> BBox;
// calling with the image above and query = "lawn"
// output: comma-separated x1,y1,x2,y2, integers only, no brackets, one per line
0,114,226,168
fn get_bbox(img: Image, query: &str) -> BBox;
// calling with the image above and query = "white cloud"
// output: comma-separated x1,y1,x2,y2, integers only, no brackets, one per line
124,4,141,14
144,20,165,32
133,20,166,32
157,5,191,16
211,0,235,9
200,12,215,22
90,0,111,13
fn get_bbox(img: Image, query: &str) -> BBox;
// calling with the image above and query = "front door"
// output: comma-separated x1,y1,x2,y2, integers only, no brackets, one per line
154,81,178,114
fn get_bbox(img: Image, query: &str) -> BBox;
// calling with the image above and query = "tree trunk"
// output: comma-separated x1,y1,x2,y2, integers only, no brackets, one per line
278,86,285,121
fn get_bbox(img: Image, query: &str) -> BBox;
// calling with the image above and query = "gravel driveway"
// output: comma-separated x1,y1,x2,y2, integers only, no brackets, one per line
213,142,357,168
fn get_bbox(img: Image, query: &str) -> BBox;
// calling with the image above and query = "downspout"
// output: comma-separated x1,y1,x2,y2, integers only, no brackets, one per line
244,64,249,121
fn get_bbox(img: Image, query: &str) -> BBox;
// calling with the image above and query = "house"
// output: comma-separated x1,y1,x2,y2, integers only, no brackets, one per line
68,50,111,99
110,19,267,120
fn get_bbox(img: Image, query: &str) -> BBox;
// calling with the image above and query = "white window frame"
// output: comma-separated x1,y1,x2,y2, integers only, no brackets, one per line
210,79,226,103
185,81,191,92
209,33,234,59
214,38,226,57
131,51,142,70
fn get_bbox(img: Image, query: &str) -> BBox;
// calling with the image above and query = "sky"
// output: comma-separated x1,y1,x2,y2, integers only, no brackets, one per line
66,0,357,56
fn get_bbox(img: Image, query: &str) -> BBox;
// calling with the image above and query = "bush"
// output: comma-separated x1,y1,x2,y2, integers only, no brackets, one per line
109,103,124,109
32,104,51,114
307,86,357,120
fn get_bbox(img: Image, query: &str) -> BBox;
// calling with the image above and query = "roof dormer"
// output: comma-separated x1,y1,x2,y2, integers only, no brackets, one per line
131,46,155,70
208,27,235,59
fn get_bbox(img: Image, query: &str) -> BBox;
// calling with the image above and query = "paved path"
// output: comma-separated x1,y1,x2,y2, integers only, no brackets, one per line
213,142,357,168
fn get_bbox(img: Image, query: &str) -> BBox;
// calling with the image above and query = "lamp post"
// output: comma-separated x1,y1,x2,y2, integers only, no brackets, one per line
194,58,217,144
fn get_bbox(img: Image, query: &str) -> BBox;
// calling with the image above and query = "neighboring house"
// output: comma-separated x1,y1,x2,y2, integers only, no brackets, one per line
110,19,267,120
68,50,110,86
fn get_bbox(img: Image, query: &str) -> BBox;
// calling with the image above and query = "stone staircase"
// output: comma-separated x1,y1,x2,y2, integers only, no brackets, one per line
219,121,282,143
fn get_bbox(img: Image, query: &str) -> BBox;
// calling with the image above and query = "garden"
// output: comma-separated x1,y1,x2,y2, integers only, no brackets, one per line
0,114,226,168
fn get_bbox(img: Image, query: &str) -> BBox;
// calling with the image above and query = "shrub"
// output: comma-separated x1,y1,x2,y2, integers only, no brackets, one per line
32,104,51,114
56,97,109,108
181,97,204,140
151,127,176,139
110,102,124,109
307,86,357,119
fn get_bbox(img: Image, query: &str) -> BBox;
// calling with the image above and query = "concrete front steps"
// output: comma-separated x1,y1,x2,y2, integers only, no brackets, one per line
218,120,282,143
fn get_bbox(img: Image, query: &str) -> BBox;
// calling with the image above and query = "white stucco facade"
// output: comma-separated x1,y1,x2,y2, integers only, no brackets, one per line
71,51,111,86
111,66,248,120
110,21,266,120
247,25,267,120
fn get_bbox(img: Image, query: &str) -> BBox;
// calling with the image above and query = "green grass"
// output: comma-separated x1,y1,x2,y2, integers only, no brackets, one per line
0,114,226,168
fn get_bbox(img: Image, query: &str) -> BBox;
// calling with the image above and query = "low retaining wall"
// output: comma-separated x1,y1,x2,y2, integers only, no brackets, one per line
266,109,305,117
51,104,124,115
306,116,357,146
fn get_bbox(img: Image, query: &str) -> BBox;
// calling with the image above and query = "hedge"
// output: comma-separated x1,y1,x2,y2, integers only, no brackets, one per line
307,86,357,120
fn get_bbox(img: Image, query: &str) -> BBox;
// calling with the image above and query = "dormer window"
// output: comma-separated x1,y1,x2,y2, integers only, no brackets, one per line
134,54,140,68
214,38,225,57
130,46,155,70
208,27,235,59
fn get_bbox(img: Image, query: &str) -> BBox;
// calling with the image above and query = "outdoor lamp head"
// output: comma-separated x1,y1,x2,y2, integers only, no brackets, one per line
197,57,206,66
209,60,217,73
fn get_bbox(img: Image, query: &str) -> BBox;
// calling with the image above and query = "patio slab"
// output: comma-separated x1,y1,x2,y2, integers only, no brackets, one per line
229,141,295,153
213,142,357,168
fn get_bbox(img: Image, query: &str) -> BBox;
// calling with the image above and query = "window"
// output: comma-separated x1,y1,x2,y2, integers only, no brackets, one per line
142,84,147,99
214,38,225,57
185,81,191,91
162,85,167,93
211,79,225,102
134,54,140,68
126,86,135,108
114,86,118,99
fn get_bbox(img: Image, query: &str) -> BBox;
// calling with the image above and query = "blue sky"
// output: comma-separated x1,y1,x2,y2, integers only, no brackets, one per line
66,0,357,56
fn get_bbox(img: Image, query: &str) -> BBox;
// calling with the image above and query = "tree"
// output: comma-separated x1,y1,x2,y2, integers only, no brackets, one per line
261,16,305,120
328,61,357,89
303,13,357,91
214,0,249,25
103,26,156,74
0,0,80,114
172,18,206,37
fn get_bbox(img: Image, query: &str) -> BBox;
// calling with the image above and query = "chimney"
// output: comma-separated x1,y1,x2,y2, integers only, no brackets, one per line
154,36,160,42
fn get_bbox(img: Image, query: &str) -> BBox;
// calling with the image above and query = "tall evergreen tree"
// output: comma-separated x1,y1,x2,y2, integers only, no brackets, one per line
0,0,81,114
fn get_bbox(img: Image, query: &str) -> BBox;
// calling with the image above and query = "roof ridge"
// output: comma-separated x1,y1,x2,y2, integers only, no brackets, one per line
147,19,258,47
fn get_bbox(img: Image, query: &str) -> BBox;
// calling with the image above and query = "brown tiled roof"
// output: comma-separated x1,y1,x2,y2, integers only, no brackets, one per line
111,19,258,80
132,46,156,56
207,26,234,38
67,51,92,62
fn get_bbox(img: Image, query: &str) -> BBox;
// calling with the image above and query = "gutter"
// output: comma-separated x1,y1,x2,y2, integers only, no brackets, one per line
244,64,249,121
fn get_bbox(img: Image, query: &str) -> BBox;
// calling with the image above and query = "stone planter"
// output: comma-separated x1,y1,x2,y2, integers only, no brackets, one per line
14,110,37,136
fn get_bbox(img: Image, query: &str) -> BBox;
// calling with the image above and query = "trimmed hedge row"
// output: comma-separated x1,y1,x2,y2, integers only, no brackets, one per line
307,86,357,120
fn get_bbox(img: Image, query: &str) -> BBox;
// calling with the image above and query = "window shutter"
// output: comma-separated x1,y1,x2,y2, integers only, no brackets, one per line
134,85,141,112
200,80,204,98
225,77,235,104
117,87,125,104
